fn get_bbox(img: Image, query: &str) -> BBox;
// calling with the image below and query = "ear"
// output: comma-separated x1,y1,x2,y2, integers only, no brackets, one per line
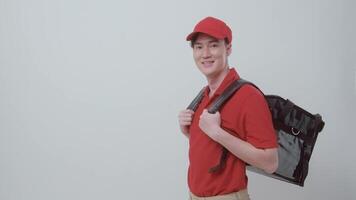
226,43,232,56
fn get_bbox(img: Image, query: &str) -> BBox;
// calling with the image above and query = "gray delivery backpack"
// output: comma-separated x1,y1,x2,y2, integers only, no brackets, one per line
187,79,325,186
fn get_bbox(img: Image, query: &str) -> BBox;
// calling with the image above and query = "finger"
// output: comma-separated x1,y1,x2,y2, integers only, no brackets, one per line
179,110,190,115
187,109,195,114
179,112,191,118
180,119,192,124
180,121,191,126
180,116,193,122
200,109,208,117
180,117,192,122
179,114,193,120
214,111,220,117
180,110,194,115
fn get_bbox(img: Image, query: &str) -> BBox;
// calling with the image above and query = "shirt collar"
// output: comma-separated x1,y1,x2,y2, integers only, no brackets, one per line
204,67,240,97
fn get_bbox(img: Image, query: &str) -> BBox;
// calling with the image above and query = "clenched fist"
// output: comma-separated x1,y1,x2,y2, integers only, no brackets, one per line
178,109,195,137
199,109,222,141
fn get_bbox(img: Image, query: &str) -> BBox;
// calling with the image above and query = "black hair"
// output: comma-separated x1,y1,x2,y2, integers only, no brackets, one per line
190,34,230,48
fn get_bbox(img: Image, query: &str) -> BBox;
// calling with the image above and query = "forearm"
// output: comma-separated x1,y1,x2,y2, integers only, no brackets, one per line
214,127,278,173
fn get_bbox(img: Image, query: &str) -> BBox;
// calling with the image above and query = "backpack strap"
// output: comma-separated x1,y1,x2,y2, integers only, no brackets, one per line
187,79,254,173
207,79,254,173
187,79,255,113
187,87,206,111
207,79,251,113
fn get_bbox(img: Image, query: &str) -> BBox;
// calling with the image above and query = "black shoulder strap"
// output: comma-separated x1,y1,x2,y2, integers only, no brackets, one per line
187,87,206,111
187,79,252,112
208,79,253,173
187,78,254,173
208,79,251,113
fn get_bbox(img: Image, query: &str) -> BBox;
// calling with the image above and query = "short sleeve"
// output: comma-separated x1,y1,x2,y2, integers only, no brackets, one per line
240,89,278,149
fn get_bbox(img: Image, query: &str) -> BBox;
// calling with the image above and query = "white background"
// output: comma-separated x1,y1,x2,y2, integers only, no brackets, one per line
0,0,355,199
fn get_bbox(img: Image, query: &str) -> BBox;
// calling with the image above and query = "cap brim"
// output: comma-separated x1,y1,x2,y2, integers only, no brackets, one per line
186,31,225,41
186,32,198,41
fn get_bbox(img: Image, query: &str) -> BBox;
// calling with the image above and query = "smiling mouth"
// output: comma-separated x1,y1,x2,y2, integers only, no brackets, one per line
202,61,215,67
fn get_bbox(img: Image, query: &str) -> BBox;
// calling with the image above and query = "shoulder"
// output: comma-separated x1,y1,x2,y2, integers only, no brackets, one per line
231,83,265,104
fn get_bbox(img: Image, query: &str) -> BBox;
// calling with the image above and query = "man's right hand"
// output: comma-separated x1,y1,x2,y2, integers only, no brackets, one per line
178,109,195,138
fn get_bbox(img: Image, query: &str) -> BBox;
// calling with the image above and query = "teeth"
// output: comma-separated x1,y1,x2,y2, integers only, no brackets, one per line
202,61,214,67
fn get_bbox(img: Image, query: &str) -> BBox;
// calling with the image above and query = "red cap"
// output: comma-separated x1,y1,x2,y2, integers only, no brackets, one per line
186,17,232,44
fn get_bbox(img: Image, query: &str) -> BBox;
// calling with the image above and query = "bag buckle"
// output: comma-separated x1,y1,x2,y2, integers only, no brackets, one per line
291,127,300,136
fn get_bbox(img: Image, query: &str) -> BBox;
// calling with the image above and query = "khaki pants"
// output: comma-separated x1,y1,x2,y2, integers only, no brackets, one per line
189,189,250,200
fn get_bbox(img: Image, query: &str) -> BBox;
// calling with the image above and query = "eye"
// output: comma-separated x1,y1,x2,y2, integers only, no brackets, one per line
194,45,203,50
210,43,219,48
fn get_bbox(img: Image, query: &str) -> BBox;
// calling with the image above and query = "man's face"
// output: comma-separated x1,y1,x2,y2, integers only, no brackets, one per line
192,33,231,78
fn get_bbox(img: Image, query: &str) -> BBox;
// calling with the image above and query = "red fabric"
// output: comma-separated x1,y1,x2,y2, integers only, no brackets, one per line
186,16,232,44
188,68,278,197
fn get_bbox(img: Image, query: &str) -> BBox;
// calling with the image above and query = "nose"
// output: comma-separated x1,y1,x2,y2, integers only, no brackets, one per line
202,46,212,58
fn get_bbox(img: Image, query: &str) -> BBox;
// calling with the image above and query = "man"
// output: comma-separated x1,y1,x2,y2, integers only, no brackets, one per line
178,17,278,200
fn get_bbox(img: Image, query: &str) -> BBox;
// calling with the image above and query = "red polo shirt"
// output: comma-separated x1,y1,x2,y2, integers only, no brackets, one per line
188,68,278,197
